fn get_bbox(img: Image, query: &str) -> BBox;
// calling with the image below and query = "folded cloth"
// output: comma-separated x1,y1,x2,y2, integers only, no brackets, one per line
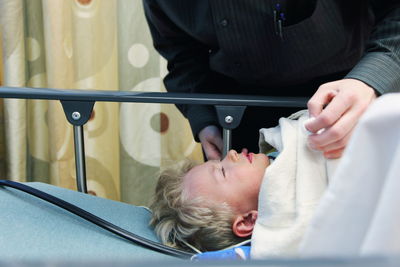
300,93,400,257
251,110,338,259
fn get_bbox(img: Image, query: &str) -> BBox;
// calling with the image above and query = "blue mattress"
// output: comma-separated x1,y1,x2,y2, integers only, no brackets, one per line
0,182,176,261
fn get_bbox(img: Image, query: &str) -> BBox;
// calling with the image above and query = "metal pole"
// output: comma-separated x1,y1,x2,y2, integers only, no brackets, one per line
73,125,87,193
222,128,232,158
0,86,309,108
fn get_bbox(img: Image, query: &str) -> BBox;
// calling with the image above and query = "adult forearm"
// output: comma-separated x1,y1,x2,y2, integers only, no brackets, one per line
345,6,400,94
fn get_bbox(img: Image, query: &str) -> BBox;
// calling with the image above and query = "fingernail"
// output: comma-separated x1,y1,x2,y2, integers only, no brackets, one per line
307,141,318,151
305,116,316,124
303,117,315,135
304,117,315,128
324,152,336,159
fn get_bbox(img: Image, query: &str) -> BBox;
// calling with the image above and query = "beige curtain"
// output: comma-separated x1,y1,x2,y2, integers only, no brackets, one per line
0,0,203,206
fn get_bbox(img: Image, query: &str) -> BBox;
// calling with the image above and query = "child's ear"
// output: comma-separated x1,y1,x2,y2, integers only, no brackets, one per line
232,210,258,238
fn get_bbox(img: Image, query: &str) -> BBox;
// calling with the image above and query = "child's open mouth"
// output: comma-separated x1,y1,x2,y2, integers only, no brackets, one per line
247,153,253,163
242,148,253,163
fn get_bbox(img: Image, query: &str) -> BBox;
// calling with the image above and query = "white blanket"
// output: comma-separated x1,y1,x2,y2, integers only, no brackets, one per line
300,93,400,256
251,111,338,259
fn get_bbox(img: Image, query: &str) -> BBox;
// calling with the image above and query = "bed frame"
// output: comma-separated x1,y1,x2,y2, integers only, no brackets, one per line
2,86,395,266
0,86,307,193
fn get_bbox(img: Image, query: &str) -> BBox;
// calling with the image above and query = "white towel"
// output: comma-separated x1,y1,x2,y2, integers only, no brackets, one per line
251,110,337,259
300,93,400,257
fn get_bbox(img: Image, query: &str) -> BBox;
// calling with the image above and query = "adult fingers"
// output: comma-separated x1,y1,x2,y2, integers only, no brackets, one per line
212,133,224,154
318,126,354,154
199,125,223,160
323,147,344,159
308,107,358,149
203,142,222,160
202,133,223,161
306,90,351,134
307,82,339,118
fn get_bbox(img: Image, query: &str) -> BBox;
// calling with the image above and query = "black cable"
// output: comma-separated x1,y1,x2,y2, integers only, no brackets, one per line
0,180,194,259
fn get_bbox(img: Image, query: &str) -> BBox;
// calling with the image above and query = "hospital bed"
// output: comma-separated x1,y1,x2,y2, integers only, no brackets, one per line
0,86,397,266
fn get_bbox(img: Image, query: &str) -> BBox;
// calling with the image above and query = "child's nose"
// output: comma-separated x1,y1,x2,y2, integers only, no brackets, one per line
228,150,239,162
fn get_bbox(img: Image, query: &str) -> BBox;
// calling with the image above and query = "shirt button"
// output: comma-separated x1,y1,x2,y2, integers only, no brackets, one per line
220,19,229,27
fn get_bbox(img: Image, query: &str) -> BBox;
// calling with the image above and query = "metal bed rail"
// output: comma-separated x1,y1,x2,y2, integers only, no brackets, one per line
0,86,308,193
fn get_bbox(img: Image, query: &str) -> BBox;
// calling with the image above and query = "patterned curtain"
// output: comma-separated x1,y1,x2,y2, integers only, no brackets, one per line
0,0,203,206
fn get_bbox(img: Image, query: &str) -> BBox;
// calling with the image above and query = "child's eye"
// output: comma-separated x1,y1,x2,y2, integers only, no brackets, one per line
221,167,226,177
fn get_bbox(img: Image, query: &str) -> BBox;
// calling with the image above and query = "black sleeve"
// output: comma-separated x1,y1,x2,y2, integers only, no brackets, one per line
142,0,220,141
345,1,400,95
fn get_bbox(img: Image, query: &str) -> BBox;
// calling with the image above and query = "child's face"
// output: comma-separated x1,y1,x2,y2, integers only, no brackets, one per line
183,149,269,214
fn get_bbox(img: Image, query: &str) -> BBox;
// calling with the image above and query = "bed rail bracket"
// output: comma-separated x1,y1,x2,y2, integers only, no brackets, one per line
215,105,247,157
60,100,95,193
60,100,95,126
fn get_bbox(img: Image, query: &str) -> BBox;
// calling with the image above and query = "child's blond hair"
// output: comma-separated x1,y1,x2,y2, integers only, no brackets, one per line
150,160,248,252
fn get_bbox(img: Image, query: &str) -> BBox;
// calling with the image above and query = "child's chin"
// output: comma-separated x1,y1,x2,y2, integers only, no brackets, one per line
257,153,269,163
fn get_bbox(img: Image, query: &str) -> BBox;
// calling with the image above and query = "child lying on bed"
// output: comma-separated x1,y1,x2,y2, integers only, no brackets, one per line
150,110,338,259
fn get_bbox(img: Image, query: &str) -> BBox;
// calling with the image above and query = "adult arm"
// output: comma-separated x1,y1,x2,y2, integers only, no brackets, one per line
142,0,223,159
306,1,400,158
346,1,400,95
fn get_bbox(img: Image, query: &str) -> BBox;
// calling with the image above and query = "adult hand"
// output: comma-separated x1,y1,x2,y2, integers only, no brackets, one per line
198,125,223,160
305,78,377,159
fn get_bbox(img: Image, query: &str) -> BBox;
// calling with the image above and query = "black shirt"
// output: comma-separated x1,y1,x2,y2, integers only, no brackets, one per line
143,0,400,139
